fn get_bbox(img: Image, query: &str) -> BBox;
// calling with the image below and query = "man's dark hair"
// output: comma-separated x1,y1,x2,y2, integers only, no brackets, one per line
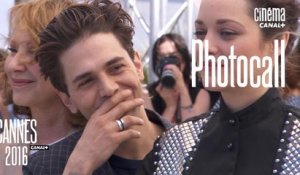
36,0,135,94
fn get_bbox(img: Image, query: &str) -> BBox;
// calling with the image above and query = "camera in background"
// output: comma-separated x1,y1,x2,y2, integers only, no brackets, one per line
155,55,180,89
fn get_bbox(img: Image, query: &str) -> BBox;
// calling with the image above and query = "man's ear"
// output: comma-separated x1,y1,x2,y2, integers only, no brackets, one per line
58,92,78,114
133,51,145,80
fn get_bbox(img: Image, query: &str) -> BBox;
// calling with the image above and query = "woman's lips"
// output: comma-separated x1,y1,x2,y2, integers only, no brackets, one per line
11,78,34,87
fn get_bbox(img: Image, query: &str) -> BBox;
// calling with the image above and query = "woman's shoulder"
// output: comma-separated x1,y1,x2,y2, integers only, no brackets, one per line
182,110,214,123
0,141,23,175
284,96,300,110
284,105,300,119
274,105,300,174
24,129,84,174
146,111,215,175
163,111,215,134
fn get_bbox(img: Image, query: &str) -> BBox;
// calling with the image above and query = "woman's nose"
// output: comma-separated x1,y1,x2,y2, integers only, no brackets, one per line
5,52,29,73
204,32,219,56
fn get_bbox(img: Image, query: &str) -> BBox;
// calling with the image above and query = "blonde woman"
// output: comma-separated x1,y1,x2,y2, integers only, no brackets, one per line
3,0,86,174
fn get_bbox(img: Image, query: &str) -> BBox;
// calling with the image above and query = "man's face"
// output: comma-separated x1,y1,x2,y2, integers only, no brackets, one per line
59,33,144,118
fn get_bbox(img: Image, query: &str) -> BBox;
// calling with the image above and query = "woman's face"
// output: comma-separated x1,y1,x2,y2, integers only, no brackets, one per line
157,40,186,72
5,28,59,107
195,0,274,91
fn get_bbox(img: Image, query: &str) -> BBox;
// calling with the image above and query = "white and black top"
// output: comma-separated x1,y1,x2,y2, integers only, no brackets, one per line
138,88,300,175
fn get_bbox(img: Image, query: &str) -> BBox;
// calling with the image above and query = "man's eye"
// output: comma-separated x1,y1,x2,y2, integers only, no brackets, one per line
78,78,93,88
111,64,125,73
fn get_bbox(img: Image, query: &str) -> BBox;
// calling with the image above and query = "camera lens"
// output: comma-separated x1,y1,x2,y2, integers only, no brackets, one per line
161,69,176,89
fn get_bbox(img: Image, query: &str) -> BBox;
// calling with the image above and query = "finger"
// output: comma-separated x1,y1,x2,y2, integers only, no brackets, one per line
115,115,144,131
156,83,162,91
91,89,133,118
164,64,177,70
103,98,144,121
114,129,142,144
88,114,144,139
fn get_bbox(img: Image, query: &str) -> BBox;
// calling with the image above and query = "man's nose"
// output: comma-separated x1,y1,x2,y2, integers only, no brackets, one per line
97,75,119,98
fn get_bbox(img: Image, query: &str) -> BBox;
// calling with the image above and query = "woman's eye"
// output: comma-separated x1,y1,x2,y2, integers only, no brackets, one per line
220,30,238,39
194,30,207,40
221,31,236,36
7,47,17,54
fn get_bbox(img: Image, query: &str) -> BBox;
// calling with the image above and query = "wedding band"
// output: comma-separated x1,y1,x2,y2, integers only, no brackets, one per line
116,119,125,131
120,118,125,129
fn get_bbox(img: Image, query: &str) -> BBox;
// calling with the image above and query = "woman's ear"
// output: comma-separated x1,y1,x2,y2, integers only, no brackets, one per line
271,32,290,55
133,51,145,81
58,92,78,114
279,32,290,53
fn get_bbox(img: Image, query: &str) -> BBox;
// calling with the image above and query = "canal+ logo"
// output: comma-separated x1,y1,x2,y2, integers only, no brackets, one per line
254,8,286,28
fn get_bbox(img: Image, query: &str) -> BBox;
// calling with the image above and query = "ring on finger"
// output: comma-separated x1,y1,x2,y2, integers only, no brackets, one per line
120,118,125,129
116,119,125,131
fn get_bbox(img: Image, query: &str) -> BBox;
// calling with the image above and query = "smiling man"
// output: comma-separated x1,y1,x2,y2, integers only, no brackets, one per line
35,0,168,174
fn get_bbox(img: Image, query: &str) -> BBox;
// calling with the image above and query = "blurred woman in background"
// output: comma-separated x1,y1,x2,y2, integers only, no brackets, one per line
148,33,219,123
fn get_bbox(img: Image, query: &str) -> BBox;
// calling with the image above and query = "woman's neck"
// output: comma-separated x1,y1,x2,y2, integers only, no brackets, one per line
221,86,269,112
30,100,75,145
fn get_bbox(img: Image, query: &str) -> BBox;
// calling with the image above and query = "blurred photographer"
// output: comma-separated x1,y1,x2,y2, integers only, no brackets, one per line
148,33,213,123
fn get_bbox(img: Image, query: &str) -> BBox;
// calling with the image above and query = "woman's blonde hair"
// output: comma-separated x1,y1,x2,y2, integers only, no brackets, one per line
9,0,74,47
7,0,87,126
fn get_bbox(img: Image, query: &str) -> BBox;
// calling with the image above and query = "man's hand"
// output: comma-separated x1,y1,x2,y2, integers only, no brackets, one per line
63,89,144,175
